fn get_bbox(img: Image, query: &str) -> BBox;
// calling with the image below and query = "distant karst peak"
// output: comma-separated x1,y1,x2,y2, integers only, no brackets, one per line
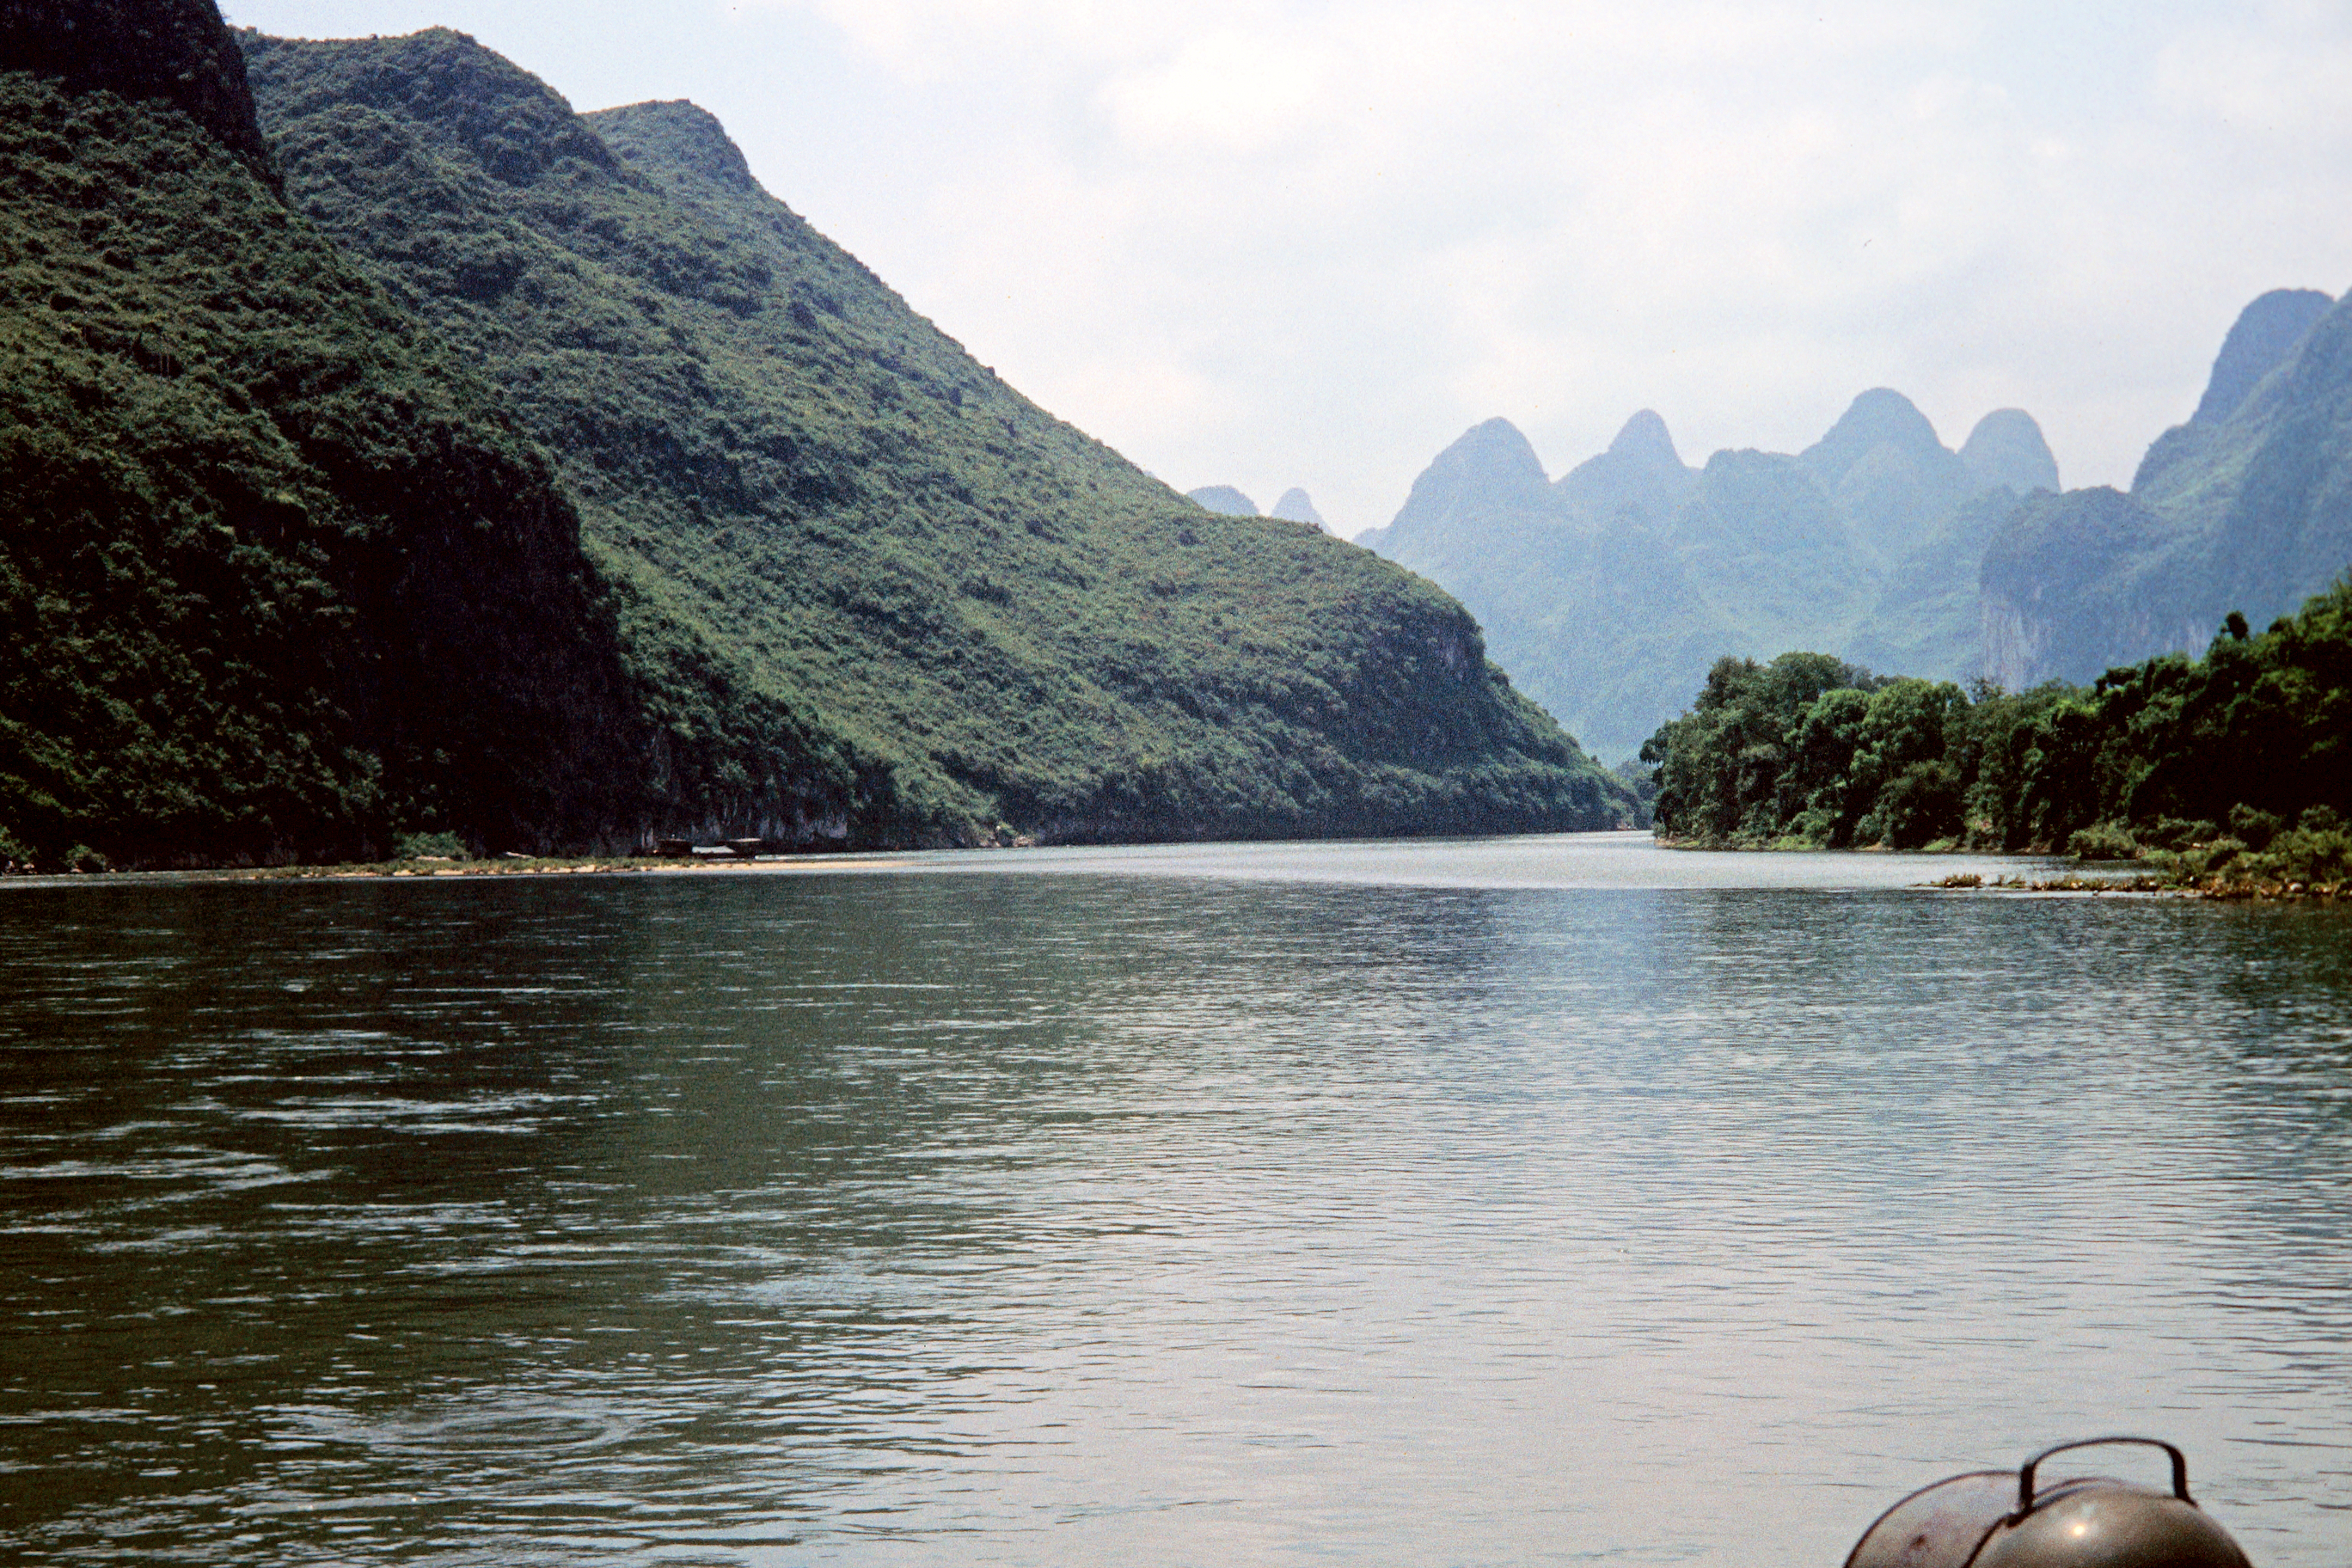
1958,408,2060,494
1801,388,1945,485
1186,485,1259,517
2192,288,2335,426
1269,488,1326,530
1608,408,1683,469
1430,418,1549,493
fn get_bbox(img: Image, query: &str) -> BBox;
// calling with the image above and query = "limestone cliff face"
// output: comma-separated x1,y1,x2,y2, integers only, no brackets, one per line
1977,489,2208,689
1979,286,2352,689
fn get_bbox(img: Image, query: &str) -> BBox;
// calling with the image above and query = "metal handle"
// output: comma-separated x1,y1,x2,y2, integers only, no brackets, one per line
2017,1436,2191,1513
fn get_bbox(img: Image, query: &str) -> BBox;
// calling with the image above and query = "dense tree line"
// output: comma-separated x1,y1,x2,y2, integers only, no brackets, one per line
1642,579,2352,882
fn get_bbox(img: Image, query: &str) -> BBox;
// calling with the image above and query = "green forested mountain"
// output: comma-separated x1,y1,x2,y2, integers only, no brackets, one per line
1356,393,2058,759
242,29,1624,844
1981,287,2352,688
0,3,1626,866
1644,579,2352,872
0,38,647,867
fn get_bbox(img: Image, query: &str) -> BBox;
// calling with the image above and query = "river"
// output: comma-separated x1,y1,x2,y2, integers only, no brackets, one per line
3,832,2347,1564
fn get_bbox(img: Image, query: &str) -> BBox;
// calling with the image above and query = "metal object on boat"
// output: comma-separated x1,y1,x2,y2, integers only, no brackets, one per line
1845,1438,2253,1568
1846,1469,2018,1568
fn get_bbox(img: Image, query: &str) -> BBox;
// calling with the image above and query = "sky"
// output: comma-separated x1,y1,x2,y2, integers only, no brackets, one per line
222,1,2352,537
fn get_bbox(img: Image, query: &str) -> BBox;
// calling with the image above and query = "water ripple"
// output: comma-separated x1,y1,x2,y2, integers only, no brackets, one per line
1,844,2348,1564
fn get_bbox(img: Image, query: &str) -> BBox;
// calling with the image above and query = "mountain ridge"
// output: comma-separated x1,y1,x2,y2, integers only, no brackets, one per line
1980,285,2351,688
1360,392,2059,757
0,5,1632,865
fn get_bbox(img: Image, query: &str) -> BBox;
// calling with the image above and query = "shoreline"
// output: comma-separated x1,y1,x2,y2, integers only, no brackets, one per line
0,849,952,888
1,836,2341,904
1928,869,2349,903
1657,836,2349,903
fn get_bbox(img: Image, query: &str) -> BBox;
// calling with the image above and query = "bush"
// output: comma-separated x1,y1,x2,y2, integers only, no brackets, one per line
1876,759,1964,848
1645,576,2352,866
2141,817,2220,851
2226,804,2283,848
393,830,469,861
2248,818,2352,886
2066,821,2139,861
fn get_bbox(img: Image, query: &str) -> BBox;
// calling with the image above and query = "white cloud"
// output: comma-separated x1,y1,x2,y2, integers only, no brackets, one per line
2153,6,2352,137
232,0,2352,536
1097,28,1332,155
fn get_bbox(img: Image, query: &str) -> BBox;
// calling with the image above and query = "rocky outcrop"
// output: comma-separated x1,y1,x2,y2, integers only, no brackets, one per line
0,0,274,180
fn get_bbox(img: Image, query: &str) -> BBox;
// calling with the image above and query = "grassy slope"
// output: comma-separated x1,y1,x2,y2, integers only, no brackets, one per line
243,30,1627,842
0,70,648,866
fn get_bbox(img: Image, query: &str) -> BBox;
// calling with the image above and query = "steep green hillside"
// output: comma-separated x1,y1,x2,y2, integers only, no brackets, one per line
1981,286,2351,688
240,29,1626,842
1358,395,2056,759
0,0,275,180
0,51,651,867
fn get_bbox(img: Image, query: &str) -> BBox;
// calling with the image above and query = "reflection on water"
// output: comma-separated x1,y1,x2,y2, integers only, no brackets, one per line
3,836,2349,1565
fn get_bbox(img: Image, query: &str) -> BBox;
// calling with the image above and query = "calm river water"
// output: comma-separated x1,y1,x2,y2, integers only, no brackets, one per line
3,832,2349,1565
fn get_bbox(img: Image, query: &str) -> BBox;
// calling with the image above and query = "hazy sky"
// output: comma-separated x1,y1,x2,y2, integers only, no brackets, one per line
224,0,2352,536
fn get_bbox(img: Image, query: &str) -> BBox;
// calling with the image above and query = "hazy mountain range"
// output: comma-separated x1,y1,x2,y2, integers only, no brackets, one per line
1356,390,2059,758
0,0,1626,866
1361,288,2350,759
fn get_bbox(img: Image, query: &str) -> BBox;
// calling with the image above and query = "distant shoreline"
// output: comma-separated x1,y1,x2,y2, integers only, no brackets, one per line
1652,833,2350,903
3,843,2342,904
0,851,963,888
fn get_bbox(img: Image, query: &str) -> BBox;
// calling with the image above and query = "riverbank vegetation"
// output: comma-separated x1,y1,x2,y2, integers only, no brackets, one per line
1642,578,2352,890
